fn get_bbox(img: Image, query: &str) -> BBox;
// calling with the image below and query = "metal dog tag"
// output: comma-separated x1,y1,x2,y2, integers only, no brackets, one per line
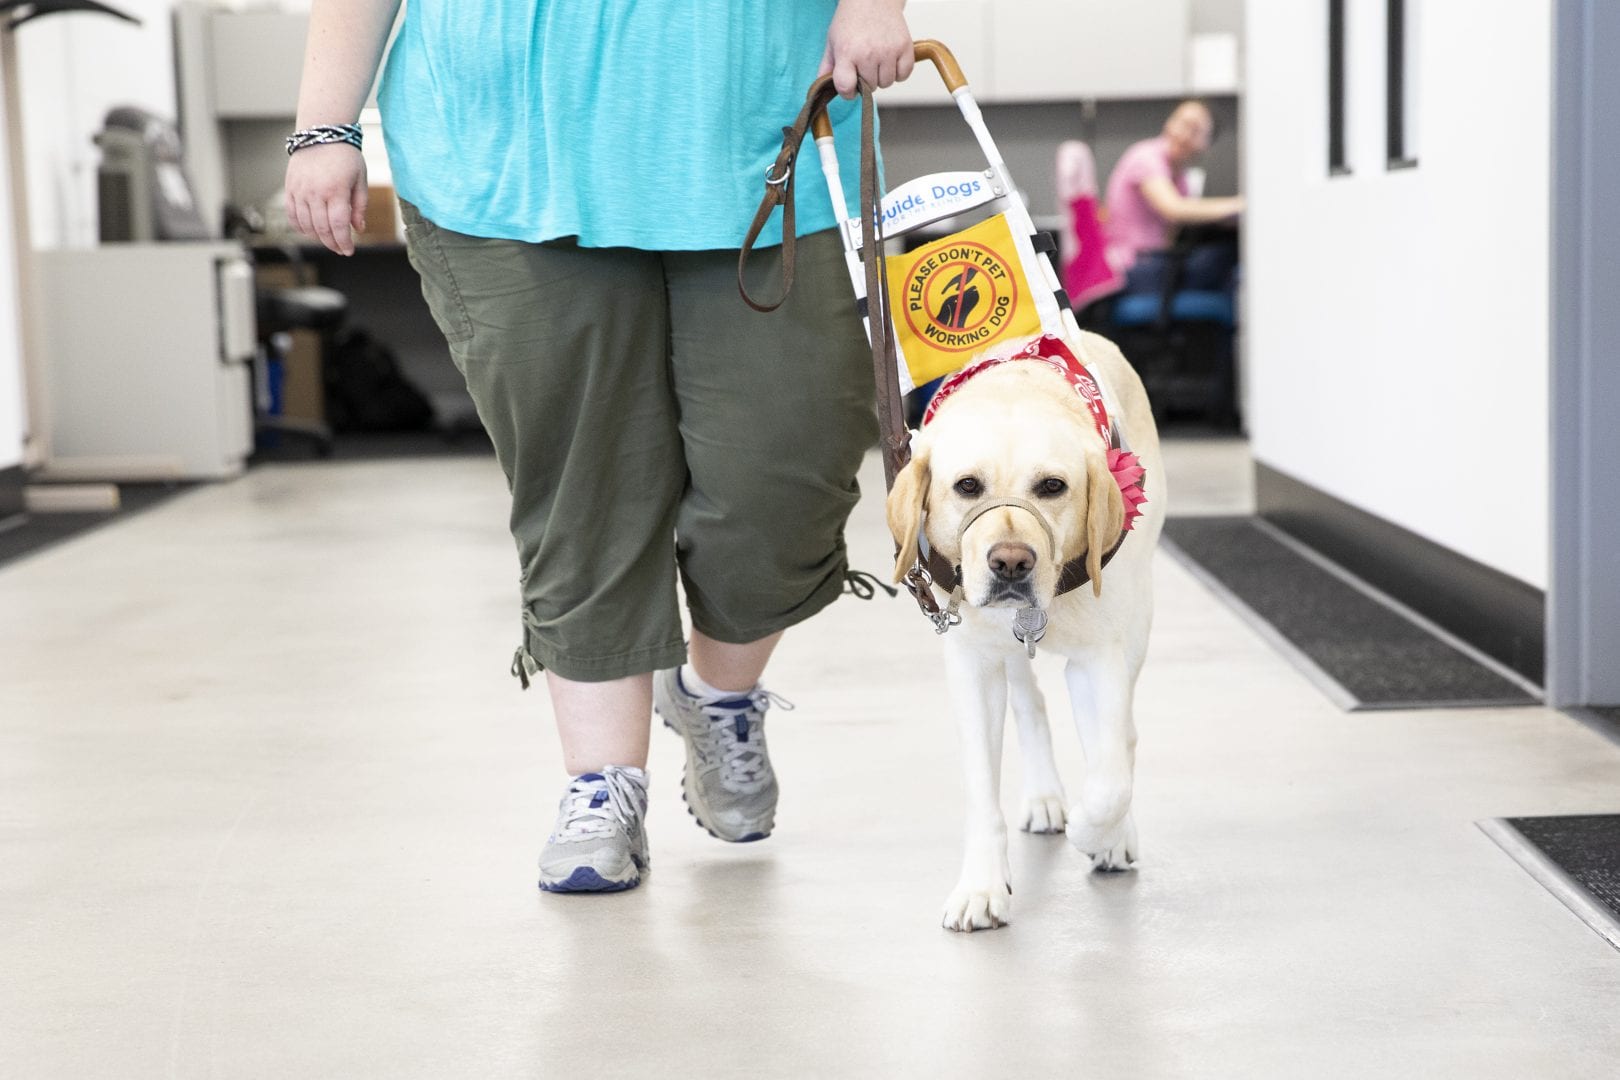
1012,606,1048,658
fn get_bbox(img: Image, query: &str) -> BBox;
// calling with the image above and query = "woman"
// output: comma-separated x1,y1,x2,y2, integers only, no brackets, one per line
1104,99,1244,294
284,0,912,894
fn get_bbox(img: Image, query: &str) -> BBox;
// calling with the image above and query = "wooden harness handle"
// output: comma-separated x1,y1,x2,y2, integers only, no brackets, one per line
810,39,968,139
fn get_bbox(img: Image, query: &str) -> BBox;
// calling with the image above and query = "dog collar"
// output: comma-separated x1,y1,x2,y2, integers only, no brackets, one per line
920,334,1116,449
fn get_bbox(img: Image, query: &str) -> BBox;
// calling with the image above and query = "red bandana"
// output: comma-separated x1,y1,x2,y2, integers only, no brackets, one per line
919,334,1146,530
922,334,1112,440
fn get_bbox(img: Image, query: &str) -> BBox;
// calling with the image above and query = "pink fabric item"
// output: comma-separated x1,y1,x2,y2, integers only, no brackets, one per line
1108,448,1148,531
1063,194,1123,307
1102,136,1189,273
1055,140,1098,203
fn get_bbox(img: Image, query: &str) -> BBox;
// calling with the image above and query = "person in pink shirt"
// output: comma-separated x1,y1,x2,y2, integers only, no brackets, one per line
1104,100,1244,295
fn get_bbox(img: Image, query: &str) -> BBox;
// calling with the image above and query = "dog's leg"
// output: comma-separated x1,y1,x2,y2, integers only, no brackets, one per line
940,637,1013,931
1063,646,1140,871
1006,652,1067,834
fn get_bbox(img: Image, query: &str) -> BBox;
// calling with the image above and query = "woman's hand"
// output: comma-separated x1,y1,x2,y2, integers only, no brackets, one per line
819,0,913,98
285,143,368,255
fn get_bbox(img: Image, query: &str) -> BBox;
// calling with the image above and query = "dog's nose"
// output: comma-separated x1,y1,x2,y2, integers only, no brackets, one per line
987,542,1037,582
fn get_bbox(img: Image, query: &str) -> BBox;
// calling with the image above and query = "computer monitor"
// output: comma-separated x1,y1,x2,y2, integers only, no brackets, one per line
96,105,211,242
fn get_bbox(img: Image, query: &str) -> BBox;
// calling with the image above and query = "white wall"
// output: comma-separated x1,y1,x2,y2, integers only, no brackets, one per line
1192,0,1245,36
1244,0,1550,588
18,1,177,249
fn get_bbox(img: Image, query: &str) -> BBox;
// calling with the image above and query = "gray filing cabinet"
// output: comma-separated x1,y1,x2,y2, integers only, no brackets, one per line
34,242,255,480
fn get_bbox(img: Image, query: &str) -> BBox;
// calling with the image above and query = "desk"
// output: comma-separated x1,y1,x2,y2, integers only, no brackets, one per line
254,240,480,433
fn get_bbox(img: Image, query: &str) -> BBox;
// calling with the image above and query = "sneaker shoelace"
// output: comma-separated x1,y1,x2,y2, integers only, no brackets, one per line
552,767,646,843
698,689,794,793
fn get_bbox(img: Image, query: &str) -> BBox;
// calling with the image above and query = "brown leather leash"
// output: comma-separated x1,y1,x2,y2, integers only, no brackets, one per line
740,75,910,492
738,63,1125,629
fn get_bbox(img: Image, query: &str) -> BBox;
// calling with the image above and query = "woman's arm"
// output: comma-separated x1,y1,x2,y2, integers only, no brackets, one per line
285,0,404,255
819,0,913,97
1140,176,1244,227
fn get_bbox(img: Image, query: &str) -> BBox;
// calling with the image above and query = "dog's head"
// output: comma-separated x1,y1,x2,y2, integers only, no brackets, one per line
887,363,1124,608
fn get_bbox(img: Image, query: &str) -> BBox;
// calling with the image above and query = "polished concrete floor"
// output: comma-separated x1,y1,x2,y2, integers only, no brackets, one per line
3,438,1618,1079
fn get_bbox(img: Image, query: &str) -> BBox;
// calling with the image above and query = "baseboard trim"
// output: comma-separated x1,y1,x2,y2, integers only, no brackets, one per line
0,464,24,525
1256,463,1545,685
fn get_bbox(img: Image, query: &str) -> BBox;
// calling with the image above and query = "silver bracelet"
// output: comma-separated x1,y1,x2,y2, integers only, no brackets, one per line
285,123,363,156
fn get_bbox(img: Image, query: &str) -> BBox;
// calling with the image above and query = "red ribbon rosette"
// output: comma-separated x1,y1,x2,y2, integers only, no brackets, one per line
1107,448,1147,530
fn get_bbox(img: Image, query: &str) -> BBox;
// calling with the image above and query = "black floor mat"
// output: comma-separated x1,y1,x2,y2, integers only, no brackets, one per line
1499,815,1620,936
251,428,493,464
1,436,493,570
0,483,190,571
1164,516,1536,709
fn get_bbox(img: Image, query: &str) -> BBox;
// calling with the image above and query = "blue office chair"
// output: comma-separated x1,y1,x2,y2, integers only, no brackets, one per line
1079,228,1240,428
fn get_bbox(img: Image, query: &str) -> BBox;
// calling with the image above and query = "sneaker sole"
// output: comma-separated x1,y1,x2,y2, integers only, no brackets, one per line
658,710,774,844
538,864,641,893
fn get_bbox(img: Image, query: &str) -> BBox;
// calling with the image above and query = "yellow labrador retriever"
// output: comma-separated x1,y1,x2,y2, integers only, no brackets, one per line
887,331,1164,932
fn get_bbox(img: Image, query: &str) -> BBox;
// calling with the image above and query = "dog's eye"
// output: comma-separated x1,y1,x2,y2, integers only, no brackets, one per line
954,477,982,497
1038,477,1068,496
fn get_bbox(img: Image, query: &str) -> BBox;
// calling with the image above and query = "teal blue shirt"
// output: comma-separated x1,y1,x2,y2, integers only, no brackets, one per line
378,1,875,249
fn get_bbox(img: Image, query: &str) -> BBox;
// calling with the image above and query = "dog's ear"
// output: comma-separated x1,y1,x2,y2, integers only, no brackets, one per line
1085,450,1125,597
886,448,932,583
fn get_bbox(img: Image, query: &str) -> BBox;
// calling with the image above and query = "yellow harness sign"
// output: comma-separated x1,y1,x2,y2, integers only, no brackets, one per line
886,213,1047,388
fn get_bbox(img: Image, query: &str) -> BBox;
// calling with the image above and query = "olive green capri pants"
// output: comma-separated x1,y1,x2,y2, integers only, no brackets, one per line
400,201,878,684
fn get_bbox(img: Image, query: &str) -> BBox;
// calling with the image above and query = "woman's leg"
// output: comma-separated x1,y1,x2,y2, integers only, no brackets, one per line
664,229,877,652
649,230,876,842
687,630,783,694
545,673,652,774
401,203,685,776
1179,237,1239,291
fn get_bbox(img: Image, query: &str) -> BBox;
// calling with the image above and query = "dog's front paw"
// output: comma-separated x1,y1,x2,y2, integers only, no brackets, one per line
1020,794,1068,834
1067,810,1139,872
941,880,1012,932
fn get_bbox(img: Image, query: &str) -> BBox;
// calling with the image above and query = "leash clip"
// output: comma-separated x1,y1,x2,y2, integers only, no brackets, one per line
903,562,962,634
765,161,793,188
932,587,964,635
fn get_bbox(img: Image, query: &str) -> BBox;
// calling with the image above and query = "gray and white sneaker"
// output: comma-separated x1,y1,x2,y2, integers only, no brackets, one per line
654,668,792,842
537,765,650,893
